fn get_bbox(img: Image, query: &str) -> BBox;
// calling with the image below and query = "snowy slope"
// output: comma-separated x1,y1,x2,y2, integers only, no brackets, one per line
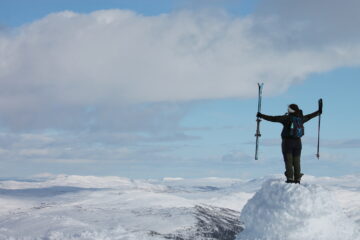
0,175,358,239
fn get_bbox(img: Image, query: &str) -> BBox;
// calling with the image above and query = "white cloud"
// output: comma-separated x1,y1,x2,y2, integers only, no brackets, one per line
1,9,360,131
256,0,360,47
0,5,360,171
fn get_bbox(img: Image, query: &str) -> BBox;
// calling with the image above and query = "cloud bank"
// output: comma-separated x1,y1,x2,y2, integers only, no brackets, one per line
0,4,360,174
1,8,360,131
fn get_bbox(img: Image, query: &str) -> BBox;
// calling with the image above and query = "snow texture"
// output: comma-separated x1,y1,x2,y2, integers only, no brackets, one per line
0,175,359,239
0,175,246,240
237,179,360,240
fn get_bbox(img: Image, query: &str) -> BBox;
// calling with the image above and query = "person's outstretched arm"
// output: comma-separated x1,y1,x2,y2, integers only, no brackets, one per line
257,112,286,123
303,110,320,123
304,99,322,123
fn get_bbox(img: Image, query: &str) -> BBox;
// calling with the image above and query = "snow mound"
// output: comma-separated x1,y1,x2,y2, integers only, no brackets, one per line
237,179,360,240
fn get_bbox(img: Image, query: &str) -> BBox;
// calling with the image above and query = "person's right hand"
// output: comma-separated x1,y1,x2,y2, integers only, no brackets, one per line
257,112,262,118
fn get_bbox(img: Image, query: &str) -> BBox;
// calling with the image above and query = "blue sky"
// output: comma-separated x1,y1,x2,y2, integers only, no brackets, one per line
0,0,359,179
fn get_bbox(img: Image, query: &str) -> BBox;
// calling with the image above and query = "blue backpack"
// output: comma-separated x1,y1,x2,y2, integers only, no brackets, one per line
289,115,304,138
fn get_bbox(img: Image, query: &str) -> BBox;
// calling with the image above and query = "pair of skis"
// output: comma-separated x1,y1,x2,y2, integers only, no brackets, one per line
254,83,322,160
254,83,264,160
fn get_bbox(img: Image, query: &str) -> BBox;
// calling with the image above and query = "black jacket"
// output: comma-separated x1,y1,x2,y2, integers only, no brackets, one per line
259,110,320,139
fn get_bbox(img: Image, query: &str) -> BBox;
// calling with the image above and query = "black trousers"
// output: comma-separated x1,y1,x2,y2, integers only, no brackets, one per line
281,138,302,180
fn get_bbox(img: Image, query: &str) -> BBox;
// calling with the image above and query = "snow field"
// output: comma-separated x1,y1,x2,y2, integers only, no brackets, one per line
0,175,359,239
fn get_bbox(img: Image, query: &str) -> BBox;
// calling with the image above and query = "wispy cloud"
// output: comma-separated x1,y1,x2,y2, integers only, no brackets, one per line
222,151,253,163
0,131,196,165
243,138,280,146
245,137,360,149
33,158,97,164
303,137,360,149
302,152,348,162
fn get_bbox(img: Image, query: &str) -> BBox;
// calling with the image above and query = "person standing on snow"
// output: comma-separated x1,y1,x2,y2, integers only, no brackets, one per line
257,103,322,183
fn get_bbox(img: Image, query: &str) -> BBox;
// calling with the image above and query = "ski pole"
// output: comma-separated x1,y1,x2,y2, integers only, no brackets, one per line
316,98,323,159
255,83,264,160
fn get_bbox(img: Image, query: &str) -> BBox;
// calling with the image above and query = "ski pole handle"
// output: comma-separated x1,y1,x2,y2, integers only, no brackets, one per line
318,98,323,114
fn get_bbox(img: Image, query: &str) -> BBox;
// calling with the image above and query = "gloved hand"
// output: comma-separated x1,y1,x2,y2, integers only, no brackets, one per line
257,112,262,118
318,99,323,114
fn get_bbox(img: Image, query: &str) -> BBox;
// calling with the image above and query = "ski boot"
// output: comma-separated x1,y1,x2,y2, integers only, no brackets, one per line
294,173,304,184
285,179,295,184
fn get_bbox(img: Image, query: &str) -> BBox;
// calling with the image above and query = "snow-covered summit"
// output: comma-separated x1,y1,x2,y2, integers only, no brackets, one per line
237,178,360,240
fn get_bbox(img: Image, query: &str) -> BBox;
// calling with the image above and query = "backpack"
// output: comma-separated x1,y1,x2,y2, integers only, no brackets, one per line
289,115,304,138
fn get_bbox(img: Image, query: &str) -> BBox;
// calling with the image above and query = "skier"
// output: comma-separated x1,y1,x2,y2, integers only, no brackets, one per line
257,103,322,183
